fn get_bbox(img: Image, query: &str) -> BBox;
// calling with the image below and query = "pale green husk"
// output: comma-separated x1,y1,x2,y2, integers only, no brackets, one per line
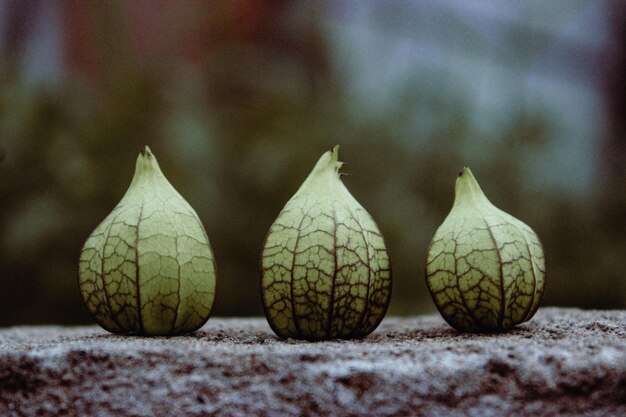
261,146,392,340
79,147,217,335
426,167,545,332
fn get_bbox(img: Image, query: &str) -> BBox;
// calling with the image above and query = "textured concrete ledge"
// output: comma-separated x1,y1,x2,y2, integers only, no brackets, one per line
0,308,624,417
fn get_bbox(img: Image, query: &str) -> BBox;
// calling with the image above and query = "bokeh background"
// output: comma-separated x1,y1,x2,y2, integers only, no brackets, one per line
1,0,625,326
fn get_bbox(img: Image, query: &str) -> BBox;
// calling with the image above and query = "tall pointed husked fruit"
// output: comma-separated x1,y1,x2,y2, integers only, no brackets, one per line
426,167,545,332
79,146,217,336
261,146,392,340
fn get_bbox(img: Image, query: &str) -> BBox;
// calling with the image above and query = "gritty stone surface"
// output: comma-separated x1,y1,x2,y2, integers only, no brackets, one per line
0,308,624,417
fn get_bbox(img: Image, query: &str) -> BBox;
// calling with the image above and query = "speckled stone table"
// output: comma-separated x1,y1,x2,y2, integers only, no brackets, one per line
0,308,624,417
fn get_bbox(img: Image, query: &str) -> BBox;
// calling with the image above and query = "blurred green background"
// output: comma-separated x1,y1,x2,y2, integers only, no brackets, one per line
1,0,625,326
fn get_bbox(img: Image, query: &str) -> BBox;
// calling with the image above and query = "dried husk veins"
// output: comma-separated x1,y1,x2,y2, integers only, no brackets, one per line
261,146,392,340
78,146,217,336
426,167,545,332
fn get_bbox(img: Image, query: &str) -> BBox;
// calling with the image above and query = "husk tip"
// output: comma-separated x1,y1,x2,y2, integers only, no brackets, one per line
140,145,154,158
458,166,473,178
133,145,163,179
454,166,489,206
306,145,344,180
